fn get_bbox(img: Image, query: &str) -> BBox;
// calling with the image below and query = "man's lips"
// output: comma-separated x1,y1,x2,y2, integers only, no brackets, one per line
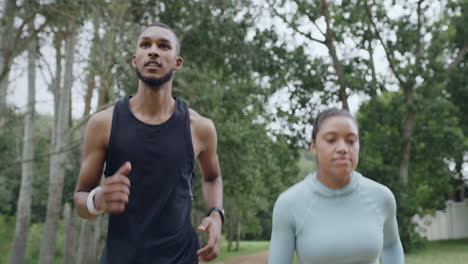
145,61,161,67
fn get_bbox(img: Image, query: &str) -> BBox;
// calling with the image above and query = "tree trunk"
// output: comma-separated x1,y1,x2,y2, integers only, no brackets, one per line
235,218,241,251
50,32,63,150
227,219,233,251
9,20,36,264
366,39,378,98
96,215,109,260
83,15,100,118
399,87,415,187
39,26,77,264
63,203,78,264
320,0,349,111
76,218,101,264
76,198,106,263
399,1,424,188
0,59,10,135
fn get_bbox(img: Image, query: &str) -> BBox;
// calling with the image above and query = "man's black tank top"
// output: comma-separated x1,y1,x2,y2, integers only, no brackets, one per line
100,96,200,264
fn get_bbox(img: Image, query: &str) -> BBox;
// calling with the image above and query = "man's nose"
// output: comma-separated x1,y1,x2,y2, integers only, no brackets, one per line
148,44,159,57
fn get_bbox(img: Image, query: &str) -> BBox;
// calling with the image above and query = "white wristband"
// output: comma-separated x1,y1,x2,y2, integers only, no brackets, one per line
87,186,103,215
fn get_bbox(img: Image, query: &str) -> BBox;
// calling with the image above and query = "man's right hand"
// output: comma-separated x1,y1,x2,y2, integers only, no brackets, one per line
94,161,132,214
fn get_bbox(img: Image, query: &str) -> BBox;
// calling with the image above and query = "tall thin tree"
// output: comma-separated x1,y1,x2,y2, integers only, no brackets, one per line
9,13,37,264
39,24,77,264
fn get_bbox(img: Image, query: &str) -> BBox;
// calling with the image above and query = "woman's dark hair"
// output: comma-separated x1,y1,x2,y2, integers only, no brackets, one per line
311,108,358,141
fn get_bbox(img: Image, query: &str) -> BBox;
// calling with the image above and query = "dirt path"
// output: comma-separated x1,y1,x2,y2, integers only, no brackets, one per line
214,250,269,264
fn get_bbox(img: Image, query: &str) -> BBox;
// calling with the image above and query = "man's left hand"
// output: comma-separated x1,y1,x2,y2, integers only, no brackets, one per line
197,212,222,262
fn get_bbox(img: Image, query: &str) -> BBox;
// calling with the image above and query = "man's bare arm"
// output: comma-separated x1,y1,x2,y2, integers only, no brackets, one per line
195,117,223,262
73,108,117,218
199,120,223,210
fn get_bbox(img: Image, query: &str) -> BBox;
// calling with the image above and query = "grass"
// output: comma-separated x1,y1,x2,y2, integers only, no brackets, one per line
211,239,270,262
406,239,468,264
212,239,468,264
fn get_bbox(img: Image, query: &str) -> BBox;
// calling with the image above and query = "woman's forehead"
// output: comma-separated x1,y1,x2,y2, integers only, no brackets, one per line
318,116,358,134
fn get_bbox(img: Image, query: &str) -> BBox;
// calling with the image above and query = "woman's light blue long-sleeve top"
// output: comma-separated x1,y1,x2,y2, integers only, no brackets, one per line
269,171,404,264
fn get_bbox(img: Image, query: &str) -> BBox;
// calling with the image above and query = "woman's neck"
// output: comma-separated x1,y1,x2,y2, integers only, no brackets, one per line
316,170,352,189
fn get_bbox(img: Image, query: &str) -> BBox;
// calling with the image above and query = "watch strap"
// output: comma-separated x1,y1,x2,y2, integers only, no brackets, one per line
207,207,224,224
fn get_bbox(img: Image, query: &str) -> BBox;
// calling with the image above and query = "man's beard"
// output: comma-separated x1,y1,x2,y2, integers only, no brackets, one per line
136,67,173,88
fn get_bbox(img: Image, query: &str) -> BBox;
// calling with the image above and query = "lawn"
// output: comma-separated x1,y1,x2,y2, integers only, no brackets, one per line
405,239,468,264
213,238,468,264
213,239,270,261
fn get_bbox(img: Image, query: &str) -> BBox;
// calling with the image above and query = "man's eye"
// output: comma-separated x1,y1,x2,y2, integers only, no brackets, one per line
141,42,150,48
160,43,169,49
327,139,335,143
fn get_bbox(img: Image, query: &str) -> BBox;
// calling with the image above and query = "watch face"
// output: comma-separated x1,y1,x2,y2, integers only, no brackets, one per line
208,208,225,223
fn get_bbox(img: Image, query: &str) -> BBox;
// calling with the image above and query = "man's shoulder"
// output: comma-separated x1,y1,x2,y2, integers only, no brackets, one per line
85,106,114,146
88,106,114,127
188,108,216,135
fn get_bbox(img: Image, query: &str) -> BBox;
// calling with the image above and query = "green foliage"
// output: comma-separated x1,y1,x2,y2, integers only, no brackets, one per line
0,113,22,216
357,90,465,251
0,214,65,264
0,214,15,263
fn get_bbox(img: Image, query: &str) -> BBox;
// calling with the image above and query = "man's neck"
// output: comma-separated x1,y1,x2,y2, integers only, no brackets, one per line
129,80,176,124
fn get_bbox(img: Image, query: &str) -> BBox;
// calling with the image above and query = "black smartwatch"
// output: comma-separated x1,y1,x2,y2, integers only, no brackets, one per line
207,207,225,224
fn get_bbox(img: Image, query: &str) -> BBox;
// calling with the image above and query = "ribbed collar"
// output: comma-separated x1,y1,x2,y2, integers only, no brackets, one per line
307,171,360,198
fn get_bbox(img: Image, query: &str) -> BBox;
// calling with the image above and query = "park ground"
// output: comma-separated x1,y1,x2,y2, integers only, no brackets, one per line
211,239,468,264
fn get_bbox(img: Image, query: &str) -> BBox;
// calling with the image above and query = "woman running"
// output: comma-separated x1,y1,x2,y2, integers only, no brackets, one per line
268,108,404,264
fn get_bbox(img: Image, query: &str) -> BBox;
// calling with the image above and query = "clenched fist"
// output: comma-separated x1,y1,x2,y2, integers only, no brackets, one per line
94,161,132,214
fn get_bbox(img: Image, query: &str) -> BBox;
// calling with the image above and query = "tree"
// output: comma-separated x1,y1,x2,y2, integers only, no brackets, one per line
357,90,465,251
445,0,468,197
9,7,37,263
0,0,47,135
39,23,78,264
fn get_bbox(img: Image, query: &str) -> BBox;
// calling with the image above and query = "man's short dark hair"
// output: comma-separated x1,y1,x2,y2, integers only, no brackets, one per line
144,22,181,55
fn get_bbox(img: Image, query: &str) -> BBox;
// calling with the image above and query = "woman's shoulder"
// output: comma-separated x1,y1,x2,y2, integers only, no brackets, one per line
275,177,310,209
358,173,397,210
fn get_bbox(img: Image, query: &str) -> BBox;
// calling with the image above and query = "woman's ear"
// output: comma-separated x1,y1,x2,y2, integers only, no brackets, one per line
310,140,316,156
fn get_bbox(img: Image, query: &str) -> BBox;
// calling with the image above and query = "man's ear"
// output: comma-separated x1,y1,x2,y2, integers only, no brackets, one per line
131,54,136,68
174,56,183,70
